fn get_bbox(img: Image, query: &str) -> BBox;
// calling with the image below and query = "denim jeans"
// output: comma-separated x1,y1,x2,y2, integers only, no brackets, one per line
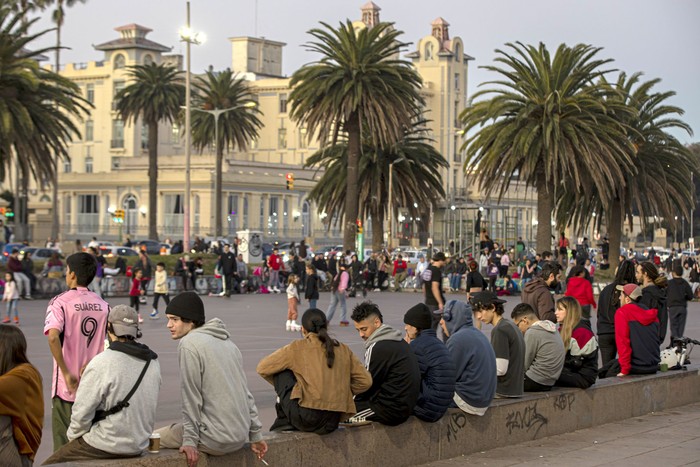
4,299,18,319
325,291,347,323
308,299,317,310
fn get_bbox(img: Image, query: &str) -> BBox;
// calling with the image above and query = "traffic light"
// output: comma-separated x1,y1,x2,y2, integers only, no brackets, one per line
286,172,294,190
4,208,14,218
113,209,125,223
356,219,363,234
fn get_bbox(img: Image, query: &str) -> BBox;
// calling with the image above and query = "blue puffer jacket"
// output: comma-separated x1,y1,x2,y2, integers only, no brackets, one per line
410,328,457,422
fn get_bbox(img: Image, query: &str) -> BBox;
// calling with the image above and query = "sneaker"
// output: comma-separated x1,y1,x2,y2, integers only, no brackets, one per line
13,317,19,325
286,320,292,331
291,322,302,332
24,296,33,300
373,288,381,292
149,310,159,319
138,314,144,324
2,317,10,323
339,321,349,327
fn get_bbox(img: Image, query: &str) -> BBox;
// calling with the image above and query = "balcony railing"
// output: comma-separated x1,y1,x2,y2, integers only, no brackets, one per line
110,139,124,149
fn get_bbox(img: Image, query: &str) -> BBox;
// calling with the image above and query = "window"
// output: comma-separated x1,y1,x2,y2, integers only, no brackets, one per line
259,197,265,230
454,43,461,62
279,93,288,114
302,200,311,237
454,73,460,91
453,135,460,163
193,195,200,230
227,194,238,234
243,196,249,228
141,124,148,150
278,128,287,149
113,54,126,70
111,120,124,148
143,54,153,66
268,197,279,236
86,84,94,104
163,194,184,235
103,194,110,226
123,195,138,235
85,120,94,141
171,123,180,145
85,156,93,173
77,194,99,233
64,160,72,173
64,195,72,229
112,81,125,110
250,138,258,150
424,42,434,61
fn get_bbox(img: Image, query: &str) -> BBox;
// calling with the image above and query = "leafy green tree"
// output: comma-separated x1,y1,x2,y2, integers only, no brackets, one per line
290,20,423,250
305,121,447,251
190,69,262,237
460,42,635,253
115,63,185,240
554,72,697,271
0,6,88,221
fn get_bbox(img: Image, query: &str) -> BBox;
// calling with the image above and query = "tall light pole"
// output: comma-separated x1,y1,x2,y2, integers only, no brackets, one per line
189,102,255,237
387,157,405,251
179,2,204,252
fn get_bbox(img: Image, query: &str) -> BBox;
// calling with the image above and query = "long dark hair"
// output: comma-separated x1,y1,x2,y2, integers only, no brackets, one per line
301,308,339,368
639,261,668,288
0,324,30,376
610,260,637,312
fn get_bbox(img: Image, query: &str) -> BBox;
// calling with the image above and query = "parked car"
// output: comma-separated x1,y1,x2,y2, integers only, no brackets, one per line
20,247,61,261
136,239,162,255
1,243,25,263
401,250,423,264
100,246,140,258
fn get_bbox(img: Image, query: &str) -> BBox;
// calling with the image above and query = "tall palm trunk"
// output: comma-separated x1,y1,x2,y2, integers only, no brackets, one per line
536,172,553,255
371,205,383,252
148,121,158,240
608,196,623,272
215,139,223,237
344,114,360,251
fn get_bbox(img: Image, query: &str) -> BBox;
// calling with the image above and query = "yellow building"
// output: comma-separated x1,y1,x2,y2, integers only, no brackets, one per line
22,2,538,252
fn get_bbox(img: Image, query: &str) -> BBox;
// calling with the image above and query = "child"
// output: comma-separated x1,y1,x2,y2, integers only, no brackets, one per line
305,264,320,309
286,274,301,331
150,262,170,319
130,269,145,323
2,272,19,324
667,264,694,343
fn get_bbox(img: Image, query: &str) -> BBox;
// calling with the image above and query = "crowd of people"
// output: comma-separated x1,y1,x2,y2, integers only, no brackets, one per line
0,231,697,466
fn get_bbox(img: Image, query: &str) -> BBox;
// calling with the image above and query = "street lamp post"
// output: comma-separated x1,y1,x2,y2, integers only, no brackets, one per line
179,1,204,252
189,102,255,238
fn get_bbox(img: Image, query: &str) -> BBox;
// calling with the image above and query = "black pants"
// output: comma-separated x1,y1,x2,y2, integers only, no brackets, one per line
524,375,552,392
270,370,341,435
668,306,687,341
556,368,595,389
581,304,592,320
658,306,669,346
152,293,170,310
598,333,617,367
129,295,140,312
223,273,233,296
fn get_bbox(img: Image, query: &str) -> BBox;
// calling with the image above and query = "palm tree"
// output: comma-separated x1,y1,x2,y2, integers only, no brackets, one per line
305,121,447,251
190,69,262,237
46,0,88,240
554,72,697,271
460,42,635,254
115,63,185,240
290,20,424,250
0,7,88,210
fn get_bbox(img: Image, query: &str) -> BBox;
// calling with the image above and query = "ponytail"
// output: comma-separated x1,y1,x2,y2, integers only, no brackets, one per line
301,308,339,368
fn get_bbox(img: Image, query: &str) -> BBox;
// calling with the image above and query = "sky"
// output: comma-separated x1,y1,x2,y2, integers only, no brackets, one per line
27,0,700,144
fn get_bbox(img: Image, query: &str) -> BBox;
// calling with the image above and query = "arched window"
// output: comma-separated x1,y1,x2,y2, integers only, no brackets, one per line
143,54,154,66
114,53,126,70
302,200,311,238
424,42,434,61
454,43,461,62
123,195,138,235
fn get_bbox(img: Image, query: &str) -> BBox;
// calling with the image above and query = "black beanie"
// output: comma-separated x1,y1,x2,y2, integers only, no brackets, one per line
166,291,205,322
403,303,433,331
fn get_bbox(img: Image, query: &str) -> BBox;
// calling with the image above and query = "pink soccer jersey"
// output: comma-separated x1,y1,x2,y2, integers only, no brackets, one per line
44,287,110,402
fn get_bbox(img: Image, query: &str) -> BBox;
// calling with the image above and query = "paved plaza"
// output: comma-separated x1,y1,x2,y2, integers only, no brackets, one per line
18,289,700,465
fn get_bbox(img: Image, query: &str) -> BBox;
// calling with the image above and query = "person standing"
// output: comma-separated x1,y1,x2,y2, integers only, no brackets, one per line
285,274,301,332
636,261,669,345
257,308,372,434
422,252,447,323
218,244,237,298
7,250,31,300
157,292,268,465
2,272,20,325
129,270,145,324
326,263,349,326
150,262,170,319
415,256,428,290
267,248,282,293
44,252,110,451
666,264,694,343
558,232,569,269
392,254,408,292
43,305,161,464
305,264,320,310
465,261,486,301
0,325,43,466
175,255,193,291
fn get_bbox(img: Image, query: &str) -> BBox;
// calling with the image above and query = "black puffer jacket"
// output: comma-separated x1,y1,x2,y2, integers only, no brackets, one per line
596,283,619,336
409,329,456,422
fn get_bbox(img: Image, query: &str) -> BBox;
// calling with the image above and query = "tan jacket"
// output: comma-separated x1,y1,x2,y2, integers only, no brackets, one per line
257,333,372,418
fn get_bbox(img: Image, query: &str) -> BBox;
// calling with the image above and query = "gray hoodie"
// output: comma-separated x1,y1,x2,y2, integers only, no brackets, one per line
179,318,263,452
523,320,566,386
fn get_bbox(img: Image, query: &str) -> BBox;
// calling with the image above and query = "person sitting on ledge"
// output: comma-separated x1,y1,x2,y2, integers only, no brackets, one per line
403,303,456,423
511,303,565,392
554,297,598,389
439,300,496,416
599,284,660,378
347,302,420,426
256,308,372,434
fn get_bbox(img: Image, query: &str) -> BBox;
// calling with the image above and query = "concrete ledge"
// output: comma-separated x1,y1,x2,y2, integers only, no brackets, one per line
46,366,699,466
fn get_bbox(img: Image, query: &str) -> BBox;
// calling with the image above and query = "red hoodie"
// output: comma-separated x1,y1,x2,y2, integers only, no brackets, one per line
614,302,660,375
565,276,597,308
